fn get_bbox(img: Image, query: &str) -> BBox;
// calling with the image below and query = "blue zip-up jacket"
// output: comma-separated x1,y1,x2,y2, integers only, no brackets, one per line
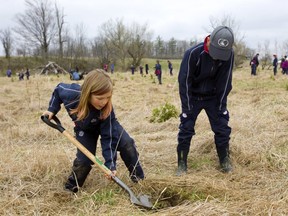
47,83,119,171
178,42,234,114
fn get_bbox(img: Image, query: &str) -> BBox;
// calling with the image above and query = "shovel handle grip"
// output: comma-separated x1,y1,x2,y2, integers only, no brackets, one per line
41,115,65,133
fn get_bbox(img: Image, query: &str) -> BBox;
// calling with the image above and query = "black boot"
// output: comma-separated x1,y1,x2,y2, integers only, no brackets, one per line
176,150,188,176
217,147,232,173
65,159,92,193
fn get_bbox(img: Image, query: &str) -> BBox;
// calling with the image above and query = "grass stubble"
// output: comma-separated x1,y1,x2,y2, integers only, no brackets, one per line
0,64,288,215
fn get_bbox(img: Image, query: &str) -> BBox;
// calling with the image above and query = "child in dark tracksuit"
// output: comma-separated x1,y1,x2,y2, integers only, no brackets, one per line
43,69,144,193
154,60,162,84
177,26,234,175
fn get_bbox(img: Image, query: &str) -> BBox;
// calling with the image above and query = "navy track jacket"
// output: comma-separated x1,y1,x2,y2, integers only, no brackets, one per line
178,42,234,114
47,83,119,171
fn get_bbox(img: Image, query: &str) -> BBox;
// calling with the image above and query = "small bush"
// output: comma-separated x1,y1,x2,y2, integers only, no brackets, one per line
150,102,178,123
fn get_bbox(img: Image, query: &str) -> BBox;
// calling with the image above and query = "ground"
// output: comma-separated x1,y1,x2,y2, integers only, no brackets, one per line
0,66,288,215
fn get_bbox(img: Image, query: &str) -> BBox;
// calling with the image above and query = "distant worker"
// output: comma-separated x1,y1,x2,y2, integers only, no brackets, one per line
110,63,115,74
6,69,12,77
154,60,162,84
280,55,287,74
272,54,278,76
145,64,149,75
103,64,108,72
250,53,259,76
168,60,173,76
72,71,80,80
139,65,144,76
130,65,135,75
25,68,30,80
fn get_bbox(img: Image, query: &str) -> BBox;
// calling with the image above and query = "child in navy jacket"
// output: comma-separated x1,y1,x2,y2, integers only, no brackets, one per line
43,69,144,192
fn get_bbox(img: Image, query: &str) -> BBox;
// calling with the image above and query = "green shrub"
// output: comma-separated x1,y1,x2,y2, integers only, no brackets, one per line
150,102,178,123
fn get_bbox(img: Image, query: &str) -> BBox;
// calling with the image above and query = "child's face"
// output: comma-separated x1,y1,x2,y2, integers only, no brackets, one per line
90,91,112,110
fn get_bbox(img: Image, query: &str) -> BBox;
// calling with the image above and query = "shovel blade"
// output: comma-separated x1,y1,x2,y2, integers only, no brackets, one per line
112,176,152,209
136,194,153,209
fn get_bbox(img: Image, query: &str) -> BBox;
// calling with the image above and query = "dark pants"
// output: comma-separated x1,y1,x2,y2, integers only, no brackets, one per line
156,73,162,84
169,68,173,76
273,66,277,75
251,64,257,75
177,97,231,162
71,123,144,184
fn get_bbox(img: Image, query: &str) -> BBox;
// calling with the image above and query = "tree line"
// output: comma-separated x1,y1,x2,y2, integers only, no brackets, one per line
1,0,286,71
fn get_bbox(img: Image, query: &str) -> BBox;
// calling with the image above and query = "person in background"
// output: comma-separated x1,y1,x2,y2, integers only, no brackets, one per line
280,55,287,74
176,26,234,176
72,71,80,80
168,60,173,76
250,53,259,76
6,68,12,77
25,68,30,80
282,57,288,75
103,64,108,72
139,65,144,76
110,63,115,74
272,54,278,76
19,69,25,81
130,64,135,75
42,69,145,193
145,64,149,75
154,60,162,84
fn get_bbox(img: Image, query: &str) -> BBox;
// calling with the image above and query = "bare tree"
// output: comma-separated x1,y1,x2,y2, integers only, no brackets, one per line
154,36,165,58
73,23,88,59
14,0,56,61
167,37,177,58
98,19,130,70
261,40,271,69
0,28,13,58
55,3,66,58
91,36,111,67
127,22,152,67
208,14,247,67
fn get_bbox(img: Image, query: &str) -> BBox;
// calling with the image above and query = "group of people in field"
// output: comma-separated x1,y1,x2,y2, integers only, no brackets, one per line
250,53,288,76
6,68,30,80
41,26,235,193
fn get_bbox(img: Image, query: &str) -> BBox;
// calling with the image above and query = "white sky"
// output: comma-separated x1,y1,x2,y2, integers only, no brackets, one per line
0,0,288,56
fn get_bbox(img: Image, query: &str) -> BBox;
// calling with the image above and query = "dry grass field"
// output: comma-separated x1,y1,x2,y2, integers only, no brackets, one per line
0,64,288,215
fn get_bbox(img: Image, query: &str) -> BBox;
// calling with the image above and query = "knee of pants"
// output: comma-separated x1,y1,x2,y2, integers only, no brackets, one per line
213,124,231,147
178,119,195,143
76,150,94,166
119,138,138,157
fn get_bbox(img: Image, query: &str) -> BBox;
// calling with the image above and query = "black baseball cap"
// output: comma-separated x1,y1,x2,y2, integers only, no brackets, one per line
209,26,234,61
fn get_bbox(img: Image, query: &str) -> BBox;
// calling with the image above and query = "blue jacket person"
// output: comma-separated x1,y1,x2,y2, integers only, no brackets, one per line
177,26,234,175
43,69,144,192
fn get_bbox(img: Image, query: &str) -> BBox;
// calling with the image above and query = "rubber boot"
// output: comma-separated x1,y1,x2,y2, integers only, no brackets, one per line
176,150,188,176
65,159,92,193
217,147,232,173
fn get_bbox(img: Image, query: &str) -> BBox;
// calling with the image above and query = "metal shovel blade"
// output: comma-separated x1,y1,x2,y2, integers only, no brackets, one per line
112,176,153,209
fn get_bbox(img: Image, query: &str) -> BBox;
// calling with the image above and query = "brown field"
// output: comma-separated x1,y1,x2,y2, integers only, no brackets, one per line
1,65,288,215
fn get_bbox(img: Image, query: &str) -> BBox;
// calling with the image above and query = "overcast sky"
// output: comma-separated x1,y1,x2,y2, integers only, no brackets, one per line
0,0,287,56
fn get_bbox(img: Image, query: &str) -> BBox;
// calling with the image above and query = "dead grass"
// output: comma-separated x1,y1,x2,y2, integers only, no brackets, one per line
0,67,288,215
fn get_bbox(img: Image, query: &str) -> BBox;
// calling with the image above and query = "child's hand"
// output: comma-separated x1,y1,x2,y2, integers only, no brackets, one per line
42,111,54,120
105,170,117,180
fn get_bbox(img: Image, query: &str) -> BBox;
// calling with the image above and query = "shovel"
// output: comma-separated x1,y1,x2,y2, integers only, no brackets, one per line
41,115,152,209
